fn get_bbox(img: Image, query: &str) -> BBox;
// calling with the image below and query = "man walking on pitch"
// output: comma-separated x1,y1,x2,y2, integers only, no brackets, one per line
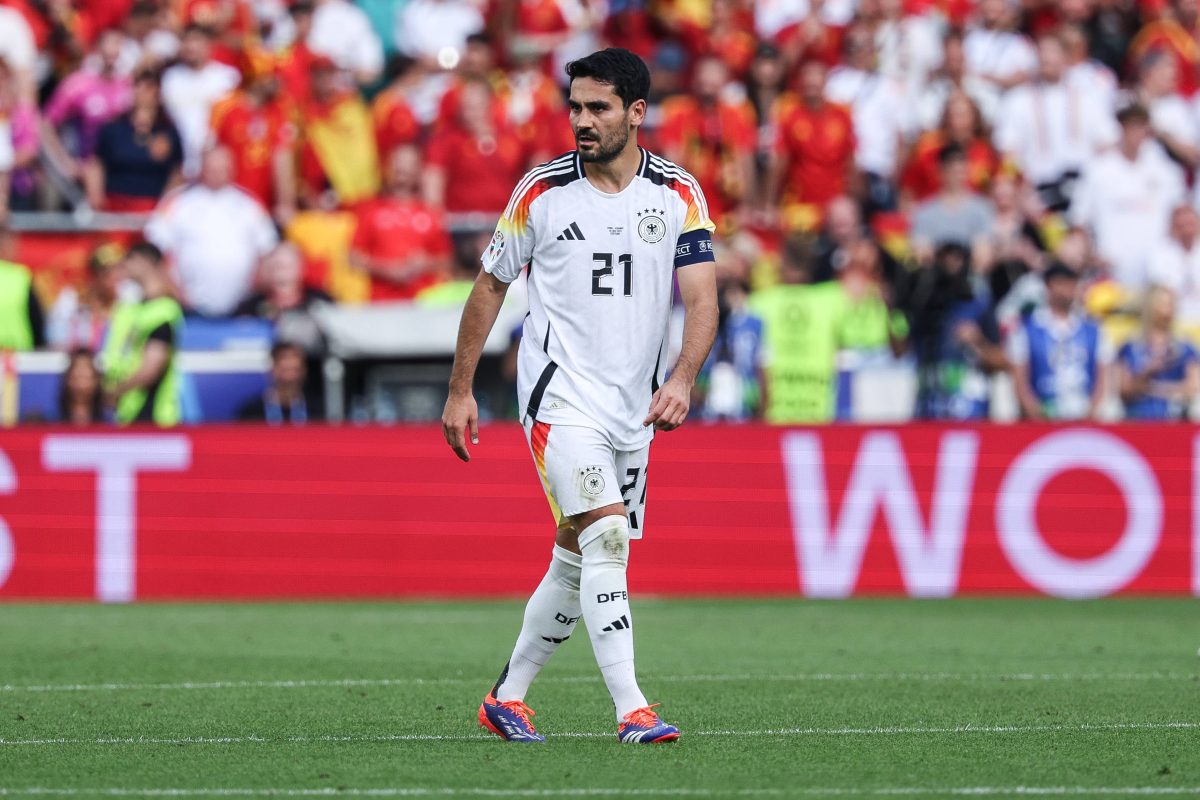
441,48,718,744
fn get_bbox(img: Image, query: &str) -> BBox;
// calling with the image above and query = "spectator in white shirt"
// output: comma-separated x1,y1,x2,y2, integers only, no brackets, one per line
160,24,240,178
994,30,1119,212
396,0,485,69
754,0,856,40
98,2,180,77
1062,23,1118,116
964,0,1036,108
145,146,279,317
1130,50,1200,170
0,5,35,103
1147,205,1200,325
862,0,943,104
919,29,998,131
308,0,383,86
826,24,911,213
1071,104,1186,290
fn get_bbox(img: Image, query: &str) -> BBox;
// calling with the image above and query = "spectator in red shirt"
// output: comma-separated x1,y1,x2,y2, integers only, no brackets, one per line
901,90,999,205
435,33,506,133
423,77,528,217
1129,0,1200,97
372,54,422,162
768,59,857,232
277,1,319,105
659,55,757,231
210,50,297,222
351,144,452,302
505,43,576,162
703,0,759,78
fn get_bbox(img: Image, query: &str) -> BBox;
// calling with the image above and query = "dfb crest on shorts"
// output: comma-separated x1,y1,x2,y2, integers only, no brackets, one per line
636,209,666,244
581,467,606,496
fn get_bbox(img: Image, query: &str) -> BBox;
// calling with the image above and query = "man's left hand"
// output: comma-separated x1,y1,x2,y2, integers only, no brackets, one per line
643,377,691,431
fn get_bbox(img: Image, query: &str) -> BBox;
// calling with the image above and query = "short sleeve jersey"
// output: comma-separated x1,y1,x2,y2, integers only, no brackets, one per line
483,148,716,449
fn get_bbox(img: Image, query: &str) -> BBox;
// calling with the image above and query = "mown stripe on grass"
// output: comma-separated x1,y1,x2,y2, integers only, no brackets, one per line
0,721,1196,747
1,673,1194,694
3,787,1200,797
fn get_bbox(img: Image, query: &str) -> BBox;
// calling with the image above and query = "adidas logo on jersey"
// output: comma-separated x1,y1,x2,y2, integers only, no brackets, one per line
602,615,630,632
556,222,586,241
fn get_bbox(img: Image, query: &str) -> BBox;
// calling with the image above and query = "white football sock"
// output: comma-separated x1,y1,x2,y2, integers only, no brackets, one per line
493,544,582,702
578,514,648,721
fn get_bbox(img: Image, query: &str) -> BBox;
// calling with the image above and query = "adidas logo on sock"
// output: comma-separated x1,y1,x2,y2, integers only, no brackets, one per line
601,615,630,632
556,222,586,241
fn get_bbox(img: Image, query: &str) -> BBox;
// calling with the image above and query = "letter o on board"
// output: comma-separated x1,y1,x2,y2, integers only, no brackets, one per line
996,430,1162,598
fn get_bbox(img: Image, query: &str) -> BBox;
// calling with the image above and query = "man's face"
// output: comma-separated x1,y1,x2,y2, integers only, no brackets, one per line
98,31,123,71
799,62,826,104
1038,38,1066,82
942,157,969,190
180,30,210,68
694,59,727,103
200,147,233,188
569,77,642,164
123,254,153,286
1122,119,1151,152
1047,275,1078,309
93,261,125,301
264,248,302,291
386,145,422,191
272,350,306,388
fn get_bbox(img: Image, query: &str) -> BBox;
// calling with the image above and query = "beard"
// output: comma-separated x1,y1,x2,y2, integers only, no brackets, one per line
576,125,630,163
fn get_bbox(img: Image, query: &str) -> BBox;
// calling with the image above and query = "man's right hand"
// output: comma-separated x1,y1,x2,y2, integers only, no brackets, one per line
442,391,479,462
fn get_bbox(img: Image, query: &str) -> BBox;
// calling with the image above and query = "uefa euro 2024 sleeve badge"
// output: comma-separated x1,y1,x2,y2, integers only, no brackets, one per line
636,209,666,244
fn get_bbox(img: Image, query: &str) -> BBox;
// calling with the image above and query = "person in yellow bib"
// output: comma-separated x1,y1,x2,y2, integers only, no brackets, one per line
102,242,184,426
0,246,47,352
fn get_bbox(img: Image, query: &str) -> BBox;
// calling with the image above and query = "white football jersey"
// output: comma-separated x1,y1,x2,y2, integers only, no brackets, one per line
482,148,716,449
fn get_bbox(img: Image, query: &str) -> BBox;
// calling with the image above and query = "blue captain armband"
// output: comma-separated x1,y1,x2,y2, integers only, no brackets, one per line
674,228,716,269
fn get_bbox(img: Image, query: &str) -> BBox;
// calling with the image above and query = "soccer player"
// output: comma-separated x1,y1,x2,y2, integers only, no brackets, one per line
441,48,718,744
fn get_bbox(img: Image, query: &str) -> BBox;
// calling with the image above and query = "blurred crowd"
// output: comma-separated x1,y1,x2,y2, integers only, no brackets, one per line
3,0,1200,425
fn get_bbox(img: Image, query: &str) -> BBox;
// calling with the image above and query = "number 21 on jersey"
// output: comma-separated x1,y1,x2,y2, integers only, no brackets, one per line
591,252,633,296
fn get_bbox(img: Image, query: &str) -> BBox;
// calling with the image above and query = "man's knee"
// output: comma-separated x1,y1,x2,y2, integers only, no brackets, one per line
575,512,630,568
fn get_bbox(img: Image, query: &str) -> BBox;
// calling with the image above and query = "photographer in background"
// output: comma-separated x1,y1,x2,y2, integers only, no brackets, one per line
907,243,1007,420
238,341,322,425
1007,262,1106,421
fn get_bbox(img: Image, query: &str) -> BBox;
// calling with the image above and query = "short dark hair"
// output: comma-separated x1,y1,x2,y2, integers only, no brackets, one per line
565,48,650,108
182,22,215,38
127,241,163,265
1117,102,1151,127
937,142,967,166
271,340,306,361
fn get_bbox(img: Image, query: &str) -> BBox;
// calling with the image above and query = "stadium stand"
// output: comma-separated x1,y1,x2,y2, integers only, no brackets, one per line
3,0,1200,424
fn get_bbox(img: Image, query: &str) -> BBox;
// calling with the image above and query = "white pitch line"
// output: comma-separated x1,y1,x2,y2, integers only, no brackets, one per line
1,672,1192,694
0,721,1195,747
3,788,1200,798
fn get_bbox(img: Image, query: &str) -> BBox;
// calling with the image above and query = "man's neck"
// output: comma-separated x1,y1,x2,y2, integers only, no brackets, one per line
581,141,641,194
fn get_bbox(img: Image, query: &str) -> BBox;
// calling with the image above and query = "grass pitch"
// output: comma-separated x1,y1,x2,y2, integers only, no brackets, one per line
0,598,1197,799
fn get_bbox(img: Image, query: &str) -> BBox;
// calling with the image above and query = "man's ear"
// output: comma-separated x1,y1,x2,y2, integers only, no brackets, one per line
628,98,648,128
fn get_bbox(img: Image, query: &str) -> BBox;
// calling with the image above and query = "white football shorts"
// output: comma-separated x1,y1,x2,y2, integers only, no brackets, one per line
523,419,651,538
